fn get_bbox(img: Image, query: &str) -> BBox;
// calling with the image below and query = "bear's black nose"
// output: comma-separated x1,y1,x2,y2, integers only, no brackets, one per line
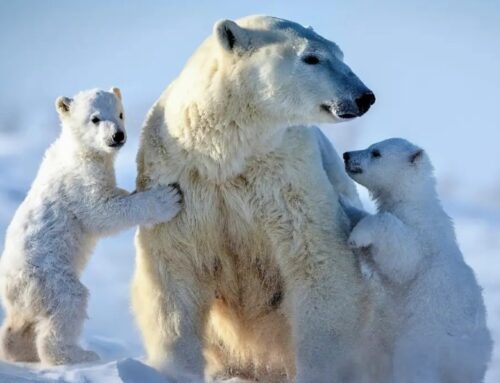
343,152,350,162
355,91,376,116
112,131,125,144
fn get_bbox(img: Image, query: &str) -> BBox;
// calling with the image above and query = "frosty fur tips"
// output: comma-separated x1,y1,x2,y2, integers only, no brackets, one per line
133,15,374,383
342,138,492,383
0,88,182,366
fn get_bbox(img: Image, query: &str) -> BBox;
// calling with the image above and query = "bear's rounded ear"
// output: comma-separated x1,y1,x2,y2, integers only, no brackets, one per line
409,149,424,164
55,96,72,115
110,87,122,101
213,19,250,53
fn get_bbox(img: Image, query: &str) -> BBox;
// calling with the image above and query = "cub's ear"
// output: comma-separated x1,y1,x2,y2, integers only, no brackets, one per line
213,19,250,52
110,87,122,101
409,149,424,164
55,96,73,115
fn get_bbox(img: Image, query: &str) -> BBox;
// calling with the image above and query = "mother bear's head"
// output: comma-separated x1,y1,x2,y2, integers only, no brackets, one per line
216,16,375,122
156,15,375,180
166,15,374,125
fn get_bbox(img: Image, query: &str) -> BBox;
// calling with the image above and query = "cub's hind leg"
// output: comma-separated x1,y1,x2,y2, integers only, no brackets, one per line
0,314,39,362
35,274,98,365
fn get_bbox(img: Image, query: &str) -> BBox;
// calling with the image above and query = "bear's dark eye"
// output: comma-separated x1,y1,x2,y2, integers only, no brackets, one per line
371,149,381,158
119,112,123,120
302,55,320,65
91,116,100,125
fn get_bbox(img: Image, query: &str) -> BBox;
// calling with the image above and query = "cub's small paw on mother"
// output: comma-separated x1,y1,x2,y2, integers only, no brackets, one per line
167,182,184,205
145,183,184,224
348,217,377,249
348,232,373,249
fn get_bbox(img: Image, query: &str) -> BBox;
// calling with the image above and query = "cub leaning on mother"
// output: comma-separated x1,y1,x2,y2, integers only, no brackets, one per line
342,138,492,383
133,15,376,382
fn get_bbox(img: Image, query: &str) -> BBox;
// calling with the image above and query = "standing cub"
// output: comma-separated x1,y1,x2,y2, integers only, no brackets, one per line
342,138,491,383
0,88,182,365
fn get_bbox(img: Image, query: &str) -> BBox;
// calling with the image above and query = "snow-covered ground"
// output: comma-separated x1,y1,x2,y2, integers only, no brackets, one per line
0,1,499,382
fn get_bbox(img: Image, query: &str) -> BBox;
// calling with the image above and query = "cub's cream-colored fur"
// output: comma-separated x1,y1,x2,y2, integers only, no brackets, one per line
343,138,492,383
133,16,376,382
0,88,182,366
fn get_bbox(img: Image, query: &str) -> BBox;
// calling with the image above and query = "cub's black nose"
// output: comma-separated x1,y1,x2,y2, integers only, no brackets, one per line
112,131,125,144
355,91,376,116
343,152,350,162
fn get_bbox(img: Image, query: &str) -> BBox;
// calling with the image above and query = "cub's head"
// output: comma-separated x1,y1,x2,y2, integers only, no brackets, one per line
174,15,374,128
56,88,126,154
343,138,433,196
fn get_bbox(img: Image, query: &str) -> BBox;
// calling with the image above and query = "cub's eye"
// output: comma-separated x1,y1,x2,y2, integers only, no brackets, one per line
91,116,100,125
119,112,123,120
302,55,320,65
371,149,381,158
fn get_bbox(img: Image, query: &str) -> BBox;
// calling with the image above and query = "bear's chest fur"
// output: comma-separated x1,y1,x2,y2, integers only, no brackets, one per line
162,158,292,317
142,127,331,315
139,126,340,322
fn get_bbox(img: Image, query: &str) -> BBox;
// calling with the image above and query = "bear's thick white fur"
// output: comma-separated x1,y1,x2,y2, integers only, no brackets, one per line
133,15,378,382
343,138,492,383
0,88,182,366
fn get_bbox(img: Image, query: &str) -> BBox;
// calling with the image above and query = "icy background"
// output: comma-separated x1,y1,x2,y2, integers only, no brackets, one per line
0,0,499,382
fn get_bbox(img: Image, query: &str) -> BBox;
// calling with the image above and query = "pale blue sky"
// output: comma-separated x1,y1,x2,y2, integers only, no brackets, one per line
1,0,499,201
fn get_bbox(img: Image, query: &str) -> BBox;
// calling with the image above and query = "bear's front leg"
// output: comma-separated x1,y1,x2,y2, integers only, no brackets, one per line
347,214,379,249
82,184,182,236
264,189,366,383
132,228,208,382
349,213,423,285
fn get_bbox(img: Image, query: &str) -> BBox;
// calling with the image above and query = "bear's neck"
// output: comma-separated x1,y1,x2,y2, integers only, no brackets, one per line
375,181,453,236
374,178,438,213
160,88,287,182
376,188,441,215
376,185,459,260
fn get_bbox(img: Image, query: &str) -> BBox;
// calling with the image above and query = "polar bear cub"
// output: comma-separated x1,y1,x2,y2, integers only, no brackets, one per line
0,88,182,365
341,138,491,383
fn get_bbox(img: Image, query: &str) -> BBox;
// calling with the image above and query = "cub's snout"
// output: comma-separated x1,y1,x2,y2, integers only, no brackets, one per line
343,151,363,174
110,130,126,147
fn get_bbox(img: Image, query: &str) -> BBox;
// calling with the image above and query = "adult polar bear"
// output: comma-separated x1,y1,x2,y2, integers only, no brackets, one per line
133,16,376,382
